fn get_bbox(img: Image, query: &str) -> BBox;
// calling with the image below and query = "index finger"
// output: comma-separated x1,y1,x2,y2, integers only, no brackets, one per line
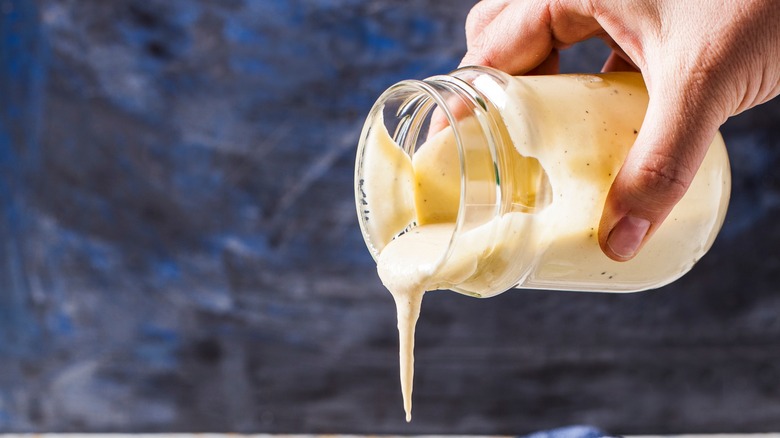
460,0,603,74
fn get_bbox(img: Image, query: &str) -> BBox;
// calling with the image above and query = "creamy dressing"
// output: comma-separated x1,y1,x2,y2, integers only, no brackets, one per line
362,72,730,421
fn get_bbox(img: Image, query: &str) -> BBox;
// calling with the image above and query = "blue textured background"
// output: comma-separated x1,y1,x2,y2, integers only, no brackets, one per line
2,0,780,434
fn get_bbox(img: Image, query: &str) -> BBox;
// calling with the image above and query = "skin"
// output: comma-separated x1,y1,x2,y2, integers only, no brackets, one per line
460,0,780,261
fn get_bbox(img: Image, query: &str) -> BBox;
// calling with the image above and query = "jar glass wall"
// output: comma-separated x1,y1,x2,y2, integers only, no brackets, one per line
355,66,731,296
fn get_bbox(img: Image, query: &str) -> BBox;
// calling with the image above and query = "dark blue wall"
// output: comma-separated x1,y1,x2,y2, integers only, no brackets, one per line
2,0,780,434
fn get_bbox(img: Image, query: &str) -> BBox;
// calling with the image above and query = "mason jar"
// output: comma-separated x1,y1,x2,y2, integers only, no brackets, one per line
355,66,730,297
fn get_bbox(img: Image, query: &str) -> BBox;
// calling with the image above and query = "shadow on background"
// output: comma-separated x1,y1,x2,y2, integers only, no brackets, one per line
2,0,780,434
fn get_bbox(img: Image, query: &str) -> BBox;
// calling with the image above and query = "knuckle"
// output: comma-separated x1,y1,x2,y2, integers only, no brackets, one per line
629,149,693,207
463,36,496,67
465,3,490,37
465,0,510,42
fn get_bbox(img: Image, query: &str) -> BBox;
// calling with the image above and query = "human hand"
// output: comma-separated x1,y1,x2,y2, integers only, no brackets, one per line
461,0,780,261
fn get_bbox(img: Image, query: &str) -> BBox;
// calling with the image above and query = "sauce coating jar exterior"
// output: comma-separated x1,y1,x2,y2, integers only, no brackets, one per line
355,66,730,296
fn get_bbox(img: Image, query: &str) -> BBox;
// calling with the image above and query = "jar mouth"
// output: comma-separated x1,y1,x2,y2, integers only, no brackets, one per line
354,72,504,278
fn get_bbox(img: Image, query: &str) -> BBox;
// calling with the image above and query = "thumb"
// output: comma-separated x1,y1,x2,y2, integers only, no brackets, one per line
598,82,723,261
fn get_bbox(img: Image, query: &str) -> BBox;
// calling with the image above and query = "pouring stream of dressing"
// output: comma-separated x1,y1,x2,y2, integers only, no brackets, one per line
363,112,464,421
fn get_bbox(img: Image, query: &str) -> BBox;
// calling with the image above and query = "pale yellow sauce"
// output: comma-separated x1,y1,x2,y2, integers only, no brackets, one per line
362,73,730,421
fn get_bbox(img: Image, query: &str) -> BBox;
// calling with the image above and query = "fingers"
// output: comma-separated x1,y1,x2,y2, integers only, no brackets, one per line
461,0,554,73
598,84,722,261
464,0,511,46
461,0,601,74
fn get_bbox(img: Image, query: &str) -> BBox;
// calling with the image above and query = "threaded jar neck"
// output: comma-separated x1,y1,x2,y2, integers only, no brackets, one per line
354,69,506,278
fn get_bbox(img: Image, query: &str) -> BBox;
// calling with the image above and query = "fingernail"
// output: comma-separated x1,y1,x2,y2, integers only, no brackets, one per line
607,215,651,259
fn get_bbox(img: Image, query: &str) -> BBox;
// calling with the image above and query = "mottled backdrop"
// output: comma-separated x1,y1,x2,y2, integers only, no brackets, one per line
2,0,780,434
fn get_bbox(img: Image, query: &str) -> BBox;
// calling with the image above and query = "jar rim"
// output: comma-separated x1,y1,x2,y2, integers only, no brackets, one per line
354,69,506,282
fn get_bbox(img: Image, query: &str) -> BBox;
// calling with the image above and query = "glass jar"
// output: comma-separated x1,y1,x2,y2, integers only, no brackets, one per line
355,66,731,297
